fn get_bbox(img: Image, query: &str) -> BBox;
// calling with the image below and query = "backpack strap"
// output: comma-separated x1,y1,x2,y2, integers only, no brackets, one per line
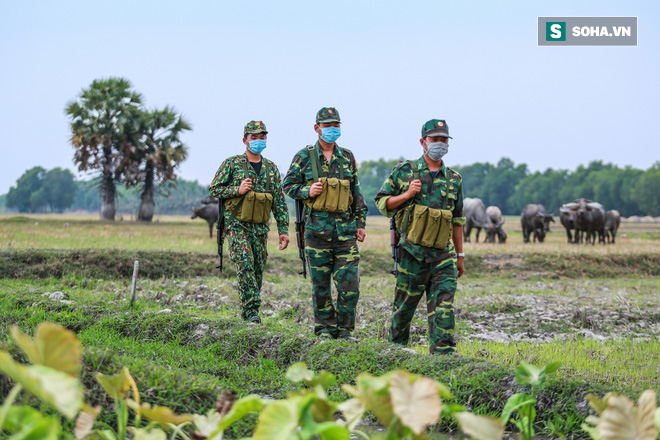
228,157,250,225
263,160,270,193
306,145,321,182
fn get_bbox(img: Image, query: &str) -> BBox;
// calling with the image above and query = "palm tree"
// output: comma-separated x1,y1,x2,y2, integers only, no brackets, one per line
126,107,191,222
65,78,142,221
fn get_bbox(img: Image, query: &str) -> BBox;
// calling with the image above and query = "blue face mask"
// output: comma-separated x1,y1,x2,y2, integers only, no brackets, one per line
248,139,267,154
320,126,341,143
425,141,449,161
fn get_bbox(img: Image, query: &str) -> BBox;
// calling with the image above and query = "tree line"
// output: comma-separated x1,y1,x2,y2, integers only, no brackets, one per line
4,158,659,217
1,166,208,216
358,158,660,217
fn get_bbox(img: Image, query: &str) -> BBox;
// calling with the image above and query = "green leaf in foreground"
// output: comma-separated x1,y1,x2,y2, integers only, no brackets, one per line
218,394,265,430
96,367,137,402
0,352,83,419
2,405,61,440
252,398,300,440
500,393,535,427
10,323,82,377
453,411,503,440
389,371,441,435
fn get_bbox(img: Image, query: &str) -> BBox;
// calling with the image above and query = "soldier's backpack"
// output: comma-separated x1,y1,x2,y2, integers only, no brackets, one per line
394,160,453,249
304,145,353,213
226,157,273,224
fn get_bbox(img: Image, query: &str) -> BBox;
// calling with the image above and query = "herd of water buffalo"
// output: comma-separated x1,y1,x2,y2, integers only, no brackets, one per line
192,196,621,245
464,197,620,245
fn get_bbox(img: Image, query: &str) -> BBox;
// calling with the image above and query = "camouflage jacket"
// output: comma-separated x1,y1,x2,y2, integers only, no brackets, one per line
374,156,466,263
209,154,289,236
283,142,368,242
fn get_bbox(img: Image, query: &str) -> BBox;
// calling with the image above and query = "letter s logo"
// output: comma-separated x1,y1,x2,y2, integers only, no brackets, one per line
550,24,562,39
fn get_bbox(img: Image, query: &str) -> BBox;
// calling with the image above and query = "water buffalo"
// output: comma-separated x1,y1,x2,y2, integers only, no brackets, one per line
521,204,554,243
191,203,219,238
201,195,218,205
604,209,621,244
486,206,507,243
464,198,500,243
562,198,604,245
559,208,576,243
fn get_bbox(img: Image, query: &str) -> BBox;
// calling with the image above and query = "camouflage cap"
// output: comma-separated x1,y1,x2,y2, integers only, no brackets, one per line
421,119,453,139
243,120,268,136
316,107,341,124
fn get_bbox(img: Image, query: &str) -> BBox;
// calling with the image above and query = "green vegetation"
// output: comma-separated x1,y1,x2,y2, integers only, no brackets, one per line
5,167,77,213
1,215,658,438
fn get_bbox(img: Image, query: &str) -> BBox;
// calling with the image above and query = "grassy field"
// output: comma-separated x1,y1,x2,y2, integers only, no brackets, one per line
1,214,659,438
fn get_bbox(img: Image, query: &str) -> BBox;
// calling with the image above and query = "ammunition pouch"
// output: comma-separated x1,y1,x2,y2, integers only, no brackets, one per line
227,191,273,224
304,177,353,213
395,204,453,249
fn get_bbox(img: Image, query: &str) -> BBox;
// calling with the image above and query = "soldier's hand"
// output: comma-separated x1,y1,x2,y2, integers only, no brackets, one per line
238,178,252,195
279,234,290,250
309,178,324,198
406,179,422,199
356,228,366,242
457,256,464,278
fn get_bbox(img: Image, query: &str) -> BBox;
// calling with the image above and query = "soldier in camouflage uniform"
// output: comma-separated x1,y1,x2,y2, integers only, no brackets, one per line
209,121,290,323
283,107,368,341
374,119,465,354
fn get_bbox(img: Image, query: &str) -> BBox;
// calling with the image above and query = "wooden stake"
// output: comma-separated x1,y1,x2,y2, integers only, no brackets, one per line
130,260,139,307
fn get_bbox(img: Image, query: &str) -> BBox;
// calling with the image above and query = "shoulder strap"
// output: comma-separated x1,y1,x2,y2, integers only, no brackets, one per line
227,157,250,225
408,160,419,180
263,160,270,193
307,145,321,181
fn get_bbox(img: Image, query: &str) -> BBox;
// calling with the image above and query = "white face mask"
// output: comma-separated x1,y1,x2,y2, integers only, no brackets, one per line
425,141,449,160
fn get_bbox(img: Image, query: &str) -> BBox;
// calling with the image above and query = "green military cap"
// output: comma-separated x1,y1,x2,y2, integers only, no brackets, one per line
421,119,453,139
244,120,268,135
316,107,341,123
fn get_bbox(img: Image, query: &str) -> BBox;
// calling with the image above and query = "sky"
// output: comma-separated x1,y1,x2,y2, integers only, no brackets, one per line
1,0,658,195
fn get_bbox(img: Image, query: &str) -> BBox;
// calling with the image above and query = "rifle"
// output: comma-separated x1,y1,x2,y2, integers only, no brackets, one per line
295,199,308,278
390,217,399,277
216,198,225,273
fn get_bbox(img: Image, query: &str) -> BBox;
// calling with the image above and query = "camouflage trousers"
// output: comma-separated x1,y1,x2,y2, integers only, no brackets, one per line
305,234,360,338
227,228,268,320
389,249,457,354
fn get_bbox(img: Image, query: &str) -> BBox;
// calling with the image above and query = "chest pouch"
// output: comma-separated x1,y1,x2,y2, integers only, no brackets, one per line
226,158,273,224
394,160,454,249
303,145,353,213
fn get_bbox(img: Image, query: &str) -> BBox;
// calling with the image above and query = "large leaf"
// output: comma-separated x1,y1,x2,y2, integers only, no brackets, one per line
95,367,137,402
637,390,659,440
500,393,535,427
126,399,193,425
314,421,350,440
0,352,83,419
598,394,657,440
252,399,300,440
74,404,102,440
453,412,504,440
514,361,560,388
286,362,314,383
218,394,265,430
389,371,441,435
580,422,602,440
2,405,61,440
193,410,224,440
308,371,337,389
129,427,167,440
337,398,366,431
342,373,394,427
11,323,82,377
